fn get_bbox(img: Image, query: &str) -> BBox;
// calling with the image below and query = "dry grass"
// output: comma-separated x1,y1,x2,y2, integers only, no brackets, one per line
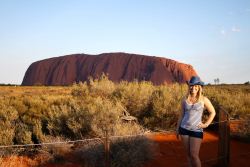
0,79,249,166
0,79,249,144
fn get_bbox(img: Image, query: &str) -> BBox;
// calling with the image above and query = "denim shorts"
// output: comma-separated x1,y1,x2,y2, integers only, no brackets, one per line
178,127,203,139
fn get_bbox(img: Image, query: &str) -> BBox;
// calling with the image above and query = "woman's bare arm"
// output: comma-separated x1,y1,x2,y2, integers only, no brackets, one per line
198,97,216,129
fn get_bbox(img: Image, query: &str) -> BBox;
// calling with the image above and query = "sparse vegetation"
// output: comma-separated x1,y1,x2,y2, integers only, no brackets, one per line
0,76,249,166
0,76,249,144
69,136,155,167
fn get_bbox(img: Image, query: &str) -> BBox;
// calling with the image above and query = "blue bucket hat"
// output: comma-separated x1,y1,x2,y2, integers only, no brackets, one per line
187,76,204,86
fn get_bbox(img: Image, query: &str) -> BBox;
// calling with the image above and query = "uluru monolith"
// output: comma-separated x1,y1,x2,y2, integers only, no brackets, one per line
22,52,198,86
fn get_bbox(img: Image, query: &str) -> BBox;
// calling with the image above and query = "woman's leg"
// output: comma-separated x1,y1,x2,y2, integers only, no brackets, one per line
189,137,202,167
180,135,192,167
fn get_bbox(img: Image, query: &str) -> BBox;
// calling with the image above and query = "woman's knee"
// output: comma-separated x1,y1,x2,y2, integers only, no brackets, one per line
190,151,199,160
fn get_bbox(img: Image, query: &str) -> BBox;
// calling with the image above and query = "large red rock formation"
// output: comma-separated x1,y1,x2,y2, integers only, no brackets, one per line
21,52,198,86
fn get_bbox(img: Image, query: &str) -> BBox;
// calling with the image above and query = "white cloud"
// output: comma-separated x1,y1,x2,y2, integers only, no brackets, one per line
231,26,241,32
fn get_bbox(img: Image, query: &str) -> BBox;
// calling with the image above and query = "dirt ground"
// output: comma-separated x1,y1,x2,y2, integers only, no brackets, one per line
144,131,250,167
1,131,249,167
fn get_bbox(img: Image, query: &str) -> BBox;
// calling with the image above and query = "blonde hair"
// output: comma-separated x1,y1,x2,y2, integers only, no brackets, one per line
186,85,203,102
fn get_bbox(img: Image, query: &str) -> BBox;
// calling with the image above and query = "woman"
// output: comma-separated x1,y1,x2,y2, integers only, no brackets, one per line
176,76,216,167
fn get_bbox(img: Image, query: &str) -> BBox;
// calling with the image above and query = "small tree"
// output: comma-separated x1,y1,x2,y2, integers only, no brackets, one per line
214,78,220,85
244,81,250,85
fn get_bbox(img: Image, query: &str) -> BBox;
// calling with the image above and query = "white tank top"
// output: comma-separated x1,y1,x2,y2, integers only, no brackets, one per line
180,100,204,132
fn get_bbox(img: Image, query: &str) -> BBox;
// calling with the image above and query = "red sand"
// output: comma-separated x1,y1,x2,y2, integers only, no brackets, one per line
1,132,249,167
144,131,250,167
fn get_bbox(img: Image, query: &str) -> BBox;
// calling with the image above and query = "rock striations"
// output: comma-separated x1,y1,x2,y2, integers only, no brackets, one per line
22,52,198,86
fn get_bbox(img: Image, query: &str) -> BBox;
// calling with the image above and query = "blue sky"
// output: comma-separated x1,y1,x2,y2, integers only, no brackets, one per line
0,0,249,84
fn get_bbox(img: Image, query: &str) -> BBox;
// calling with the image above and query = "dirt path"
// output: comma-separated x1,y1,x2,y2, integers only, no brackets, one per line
144,131,250,167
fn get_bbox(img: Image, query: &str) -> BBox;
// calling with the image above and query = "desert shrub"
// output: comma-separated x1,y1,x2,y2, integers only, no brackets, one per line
19,96,46,126
110,136,155,167
44,143,72,164
0,123,16,146
45,103,72,138
15,96,47,143
1,81,250,145
85,97,123,137
112,122,143,136
0,102,18,145
9,96,27,114
72,139,104,167
71,81,89,97
204,85,250,119
71,136,155,167
45,89,142,139
32,119,45,143
72,74,116,99
66,106,93,139
88,74,116,98
112,81,154,117
14,123,32,144
142,84,184,130
44,97,91,139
